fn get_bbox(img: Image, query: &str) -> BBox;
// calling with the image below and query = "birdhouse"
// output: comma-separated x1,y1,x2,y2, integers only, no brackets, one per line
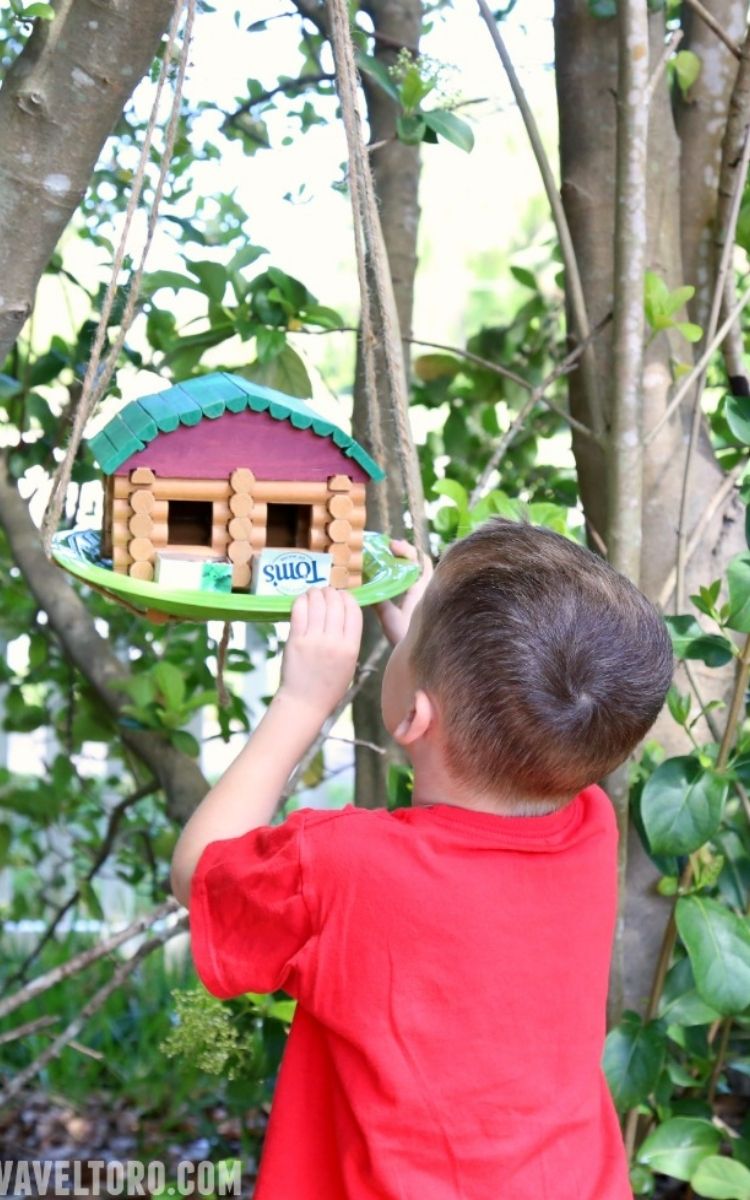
87,373,384,592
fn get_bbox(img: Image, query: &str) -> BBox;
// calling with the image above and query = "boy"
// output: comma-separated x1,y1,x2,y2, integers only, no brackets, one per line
170,517,674,1200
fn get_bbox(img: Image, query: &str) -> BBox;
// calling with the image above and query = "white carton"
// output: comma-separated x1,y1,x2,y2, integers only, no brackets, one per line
251,549,333,596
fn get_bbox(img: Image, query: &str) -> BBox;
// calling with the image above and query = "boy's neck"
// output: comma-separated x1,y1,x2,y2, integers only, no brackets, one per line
410,759,575,818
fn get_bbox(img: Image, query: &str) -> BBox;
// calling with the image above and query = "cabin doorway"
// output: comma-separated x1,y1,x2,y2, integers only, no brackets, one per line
168,499,213,546
266,503,311,549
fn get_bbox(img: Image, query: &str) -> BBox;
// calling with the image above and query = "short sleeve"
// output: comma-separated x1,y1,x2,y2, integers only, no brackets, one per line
188,809,315,1000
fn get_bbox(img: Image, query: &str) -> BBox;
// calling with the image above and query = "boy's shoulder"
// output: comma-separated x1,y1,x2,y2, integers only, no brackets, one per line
289,784,617,848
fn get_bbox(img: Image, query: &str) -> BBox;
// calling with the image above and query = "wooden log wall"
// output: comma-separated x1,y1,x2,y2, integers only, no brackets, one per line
108,471,367,590
326,476,365,588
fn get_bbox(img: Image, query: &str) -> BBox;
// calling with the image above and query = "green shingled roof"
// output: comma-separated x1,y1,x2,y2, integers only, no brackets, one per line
87,372,385,481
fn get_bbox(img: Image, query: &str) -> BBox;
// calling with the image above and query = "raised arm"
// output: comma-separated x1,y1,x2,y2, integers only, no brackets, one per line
170,586,363,907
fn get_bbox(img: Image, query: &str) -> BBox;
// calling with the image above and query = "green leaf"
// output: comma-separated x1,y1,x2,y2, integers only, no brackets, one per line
659,958,722,1025
0,373,22,400
21,2,55,17
663,616,734,667
433,479,468,507
267,998,297,1023
356,52,400,101
603,1012,665,1111
640,757,727,856
423,109,475,153
645,270,671,325
399,64,434,111
414,354,462,382
662,285,695,316
666,686,691,726
241,345,312,399
675,321,703,343
727,553,750,631
142,270,201,296
301,303,345,331
676,895,750,1015
510,265,538,290
228,244,267,273
637,1118,721,1181
0,822,11,866
153,661,186,711
187,261,228,303
396,114,427,145
672,50,702,98
726,395,750,445
170,730,201,757
690,1156,750,1200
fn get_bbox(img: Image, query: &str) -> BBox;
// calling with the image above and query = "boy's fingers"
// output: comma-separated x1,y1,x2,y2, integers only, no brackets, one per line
290,592,309,637
343,590,363,644
322,585,345,636
391,538,417,561
306,584,326,634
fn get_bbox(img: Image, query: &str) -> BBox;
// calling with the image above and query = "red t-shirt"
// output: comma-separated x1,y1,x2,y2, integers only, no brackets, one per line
189,786,632,1199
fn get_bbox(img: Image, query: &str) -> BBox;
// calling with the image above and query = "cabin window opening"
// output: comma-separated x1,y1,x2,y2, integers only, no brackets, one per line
168,499,213,547
266,503,311,549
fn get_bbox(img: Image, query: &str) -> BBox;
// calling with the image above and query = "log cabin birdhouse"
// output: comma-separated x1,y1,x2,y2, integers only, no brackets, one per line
87,373,385,592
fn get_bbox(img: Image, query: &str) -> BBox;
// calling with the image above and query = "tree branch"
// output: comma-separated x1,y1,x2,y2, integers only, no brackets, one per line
4,783,159,991
0,898,181,1019
683,0,742,59
0,0,175,361
476,0,604,441
0,914,188,1107
0,459,209,823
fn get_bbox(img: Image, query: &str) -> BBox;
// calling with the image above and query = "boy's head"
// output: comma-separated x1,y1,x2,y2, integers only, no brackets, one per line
382,517,674,809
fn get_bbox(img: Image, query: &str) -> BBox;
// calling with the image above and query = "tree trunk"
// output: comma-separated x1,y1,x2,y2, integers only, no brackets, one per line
555,0,747,1014
0,0,174,361
352,0,423,809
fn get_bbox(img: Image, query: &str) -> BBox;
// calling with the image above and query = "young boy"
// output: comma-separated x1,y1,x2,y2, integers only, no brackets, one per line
170,517,674,1200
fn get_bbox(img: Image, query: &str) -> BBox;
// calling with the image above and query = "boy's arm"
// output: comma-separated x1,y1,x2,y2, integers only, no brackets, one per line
170,586,363,908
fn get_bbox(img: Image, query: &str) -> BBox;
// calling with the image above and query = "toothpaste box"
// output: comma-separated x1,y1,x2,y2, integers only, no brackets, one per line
251,549,333,596
154,551,233,593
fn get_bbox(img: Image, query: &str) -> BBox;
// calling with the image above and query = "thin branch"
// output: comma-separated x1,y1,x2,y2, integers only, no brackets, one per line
0,898,181,1020
0,1014,59,1047
683,0,742,59
405,336,601,441
223,72,336,125
658,463,743,609
645,28,684,106
327,734,386,754
644,277,750,446
0,916,188,1107
475,0,604,440
468,312,613,505
469,392,538,507
4,782,158,991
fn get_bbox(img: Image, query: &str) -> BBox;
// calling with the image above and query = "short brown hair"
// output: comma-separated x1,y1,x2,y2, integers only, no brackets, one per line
410,517,674,805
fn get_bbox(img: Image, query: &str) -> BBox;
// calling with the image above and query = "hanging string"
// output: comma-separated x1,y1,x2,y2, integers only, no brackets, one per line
325,0,428,556
41,0,197,555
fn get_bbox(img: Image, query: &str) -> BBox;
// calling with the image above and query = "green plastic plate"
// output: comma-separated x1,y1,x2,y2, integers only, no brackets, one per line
51,528,420,623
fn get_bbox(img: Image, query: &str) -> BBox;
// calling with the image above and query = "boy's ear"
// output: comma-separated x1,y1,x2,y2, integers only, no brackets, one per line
393,689,434,745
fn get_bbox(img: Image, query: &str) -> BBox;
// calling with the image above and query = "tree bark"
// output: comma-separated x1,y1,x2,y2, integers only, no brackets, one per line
0,461,209,822
555,0,747,1014
0,0,174,361
352,0,423,809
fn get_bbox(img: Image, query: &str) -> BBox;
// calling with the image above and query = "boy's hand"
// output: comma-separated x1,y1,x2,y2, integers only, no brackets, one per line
279,586,363,718
374,539,434,647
